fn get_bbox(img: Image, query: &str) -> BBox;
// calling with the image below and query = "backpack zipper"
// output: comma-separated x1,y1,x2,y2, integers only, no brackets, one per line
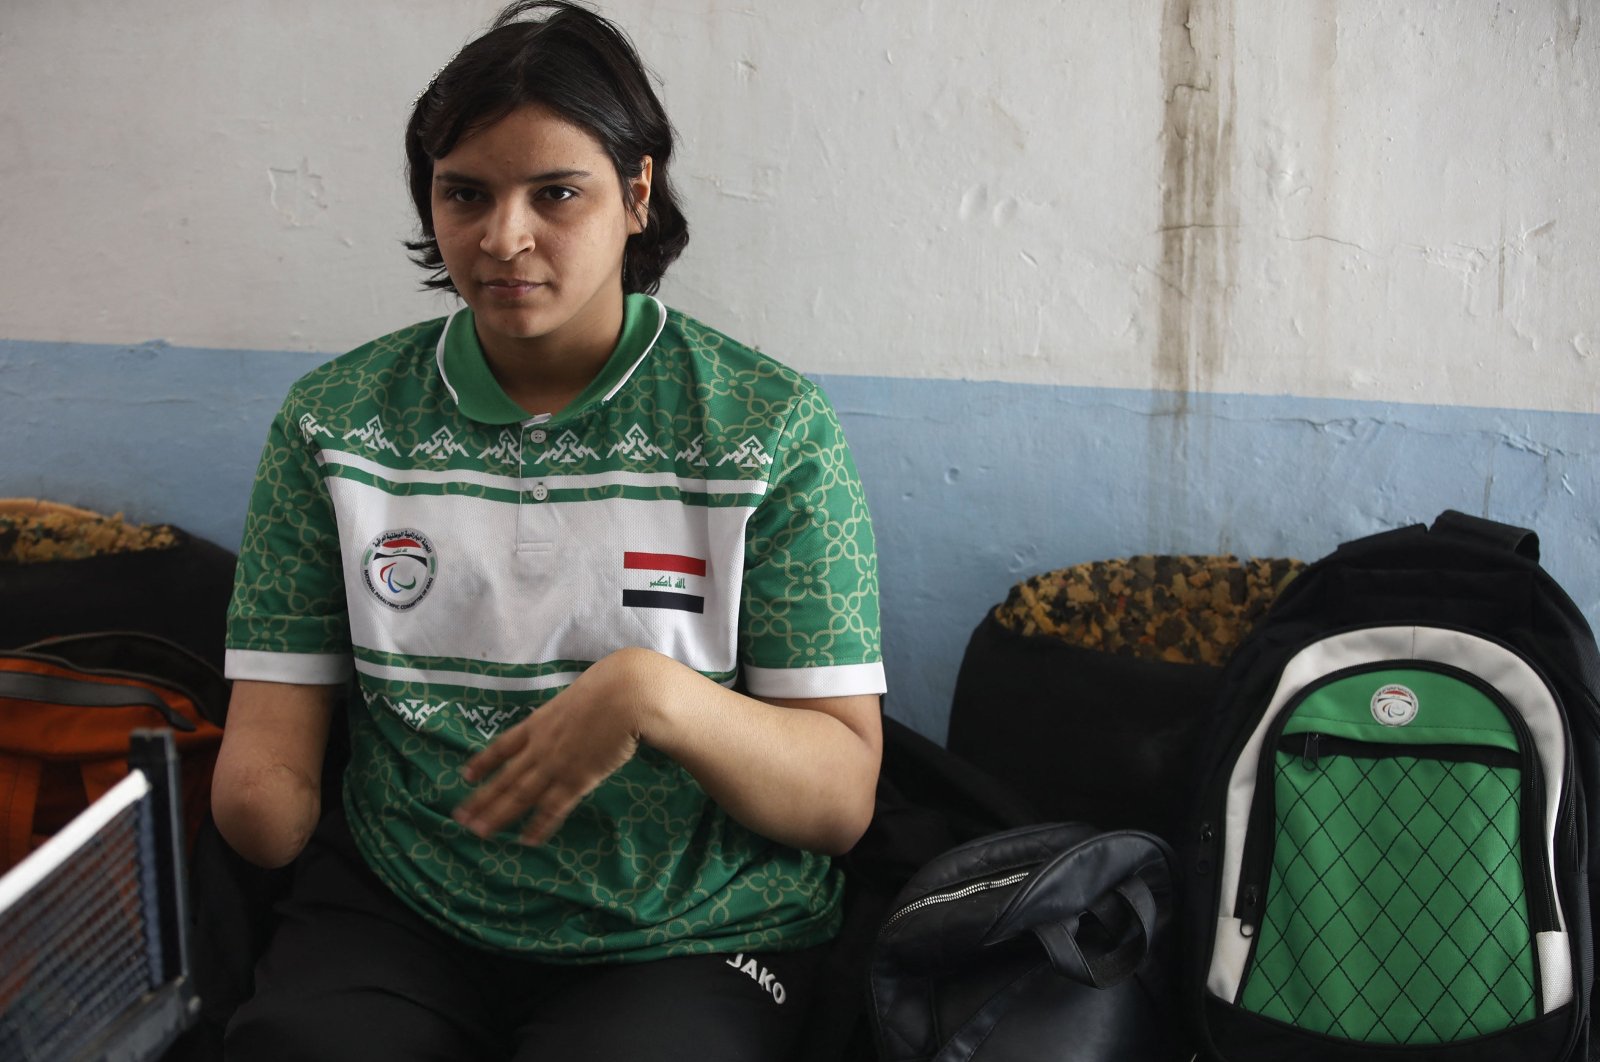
882,870,1032,931
1293,733,1521,771
1233,688,1301,934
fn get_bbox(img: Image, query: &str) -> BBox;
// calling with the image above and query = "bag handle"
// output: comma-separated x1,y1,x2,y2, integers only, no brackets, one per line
1031,874,1157,988
1430,509,1540,562
0,670,196,733
930,874,1158,1062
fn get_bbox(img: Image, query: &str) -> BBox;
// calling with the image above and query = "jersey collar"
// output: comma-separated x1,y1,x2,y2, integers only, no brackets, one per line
436,294,667,426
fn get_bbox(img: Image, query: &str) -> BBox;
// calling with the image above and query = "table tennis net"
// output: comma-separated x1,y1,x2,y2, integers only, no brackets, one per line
0,731,194,1062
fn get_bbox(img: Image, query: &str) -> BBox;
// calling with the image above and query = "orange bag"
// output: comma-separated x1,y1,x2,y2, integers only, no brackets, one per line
0,640,224,871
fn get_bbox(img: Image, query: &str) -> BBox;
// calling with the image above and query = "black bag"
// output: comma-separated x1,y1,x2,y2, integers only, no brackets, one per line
949,616,1220,847
1186,511,1599,1061
0,522,237,674
870,822,1188,1062
797,716,1041,1062
948,556,1301,848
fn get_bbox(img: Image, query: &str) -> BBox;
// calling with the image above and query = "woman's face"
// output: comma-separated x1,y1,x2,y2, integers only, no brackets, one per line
429,103,651,365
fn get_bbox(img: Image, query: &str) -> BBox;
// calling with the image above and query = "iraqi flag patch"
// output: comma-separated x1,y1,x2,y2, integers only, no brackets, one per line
622,551,706,613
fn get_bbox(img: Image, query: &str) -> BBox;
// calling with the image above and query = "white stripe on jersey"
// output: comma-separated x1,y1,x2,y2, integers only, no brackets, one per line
744,662,888,699
353,658,585,692
225,648,354,685
317,447,768,498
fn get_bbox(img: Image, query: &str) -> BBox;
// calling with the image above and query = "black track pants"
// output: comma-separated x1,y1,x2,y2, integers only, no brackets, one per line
224,809,827,1062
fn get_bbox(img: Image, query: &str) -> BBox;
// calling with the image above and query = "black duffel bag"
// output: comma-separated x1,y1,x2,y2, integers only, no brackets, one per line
947,555,1302,848
869,822,1187,1062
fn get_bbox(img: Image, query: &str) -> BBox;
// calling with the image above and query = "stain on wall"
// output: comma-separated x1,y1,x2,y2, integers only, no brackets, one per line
1150,0,1238,544
1157,0,1238,401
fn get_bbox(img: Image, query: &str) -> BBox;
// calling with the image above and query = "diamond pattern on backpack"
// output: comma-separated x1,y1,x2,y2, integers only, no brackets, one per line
1239,750,1537,1044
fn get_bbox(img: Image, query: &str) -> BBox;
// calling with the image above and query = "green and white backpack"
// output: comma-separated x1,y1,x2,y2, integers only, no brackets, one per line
1188,512,1596,1061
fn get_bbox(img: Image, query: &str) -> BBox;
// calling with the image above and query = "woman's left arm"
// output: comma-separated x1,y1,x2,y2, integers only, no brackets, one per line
454,646,881,855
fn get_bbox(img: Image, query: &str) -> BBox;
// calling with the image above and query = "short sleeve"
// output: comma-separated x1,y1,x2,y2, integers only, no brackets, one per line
739,383,885,699
224,393,353,684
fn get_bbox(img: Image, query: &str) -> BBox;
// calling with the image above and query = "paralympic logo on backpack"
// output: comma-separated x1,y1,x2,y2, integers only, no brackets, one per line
1370,683,1419,727
362,529,437,611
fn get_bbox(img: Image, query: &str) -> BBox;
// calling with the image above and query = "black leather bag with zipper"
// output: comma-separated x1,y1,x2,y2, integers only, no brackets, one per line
869,822,1190,1062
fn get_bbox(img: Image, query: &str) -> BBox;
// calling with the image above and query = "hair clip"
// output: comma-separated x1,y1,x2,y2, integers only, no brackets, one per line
414,64,450,106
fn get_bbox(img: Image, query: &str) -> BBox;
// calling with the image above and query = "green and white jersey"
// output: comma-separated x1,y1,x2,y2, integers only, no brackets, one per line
226,294,884,962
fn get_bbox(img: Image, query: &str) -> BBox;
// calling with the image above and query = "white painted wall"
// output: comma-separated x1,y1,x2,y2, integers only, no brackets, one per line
3,1,1595,412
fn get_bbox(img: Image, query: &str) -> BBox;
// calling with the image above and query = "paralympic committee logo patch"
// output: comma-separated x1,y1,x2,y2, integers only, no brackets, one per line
1371,683,1419,727
362,529,437,611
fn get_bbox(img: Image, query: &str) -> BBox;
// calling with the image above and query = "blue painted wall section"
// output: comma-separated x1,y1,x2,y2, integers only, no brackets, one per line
3,339,1595,740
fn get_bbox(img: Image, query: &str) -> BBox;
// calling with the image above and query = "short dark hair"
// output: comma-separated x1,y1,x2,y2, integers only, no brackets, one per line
404,1,689,296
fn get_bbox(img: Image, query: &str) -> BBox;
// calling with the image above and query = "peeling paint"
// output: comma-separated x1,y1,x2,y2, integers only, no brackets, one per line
1279,232,1374,254
1557,1,1585,52
958,184,988,223
267,158,327,227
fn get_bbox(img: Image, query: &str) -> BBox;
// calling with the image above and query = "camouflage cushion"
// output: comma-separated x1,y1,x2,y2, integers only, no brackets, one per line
0,500,178,564
992,555,1305,667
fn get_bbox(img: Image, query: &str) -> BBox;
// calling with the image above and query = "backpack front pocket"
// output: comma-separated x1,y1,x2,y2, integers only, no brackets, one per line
1232,664,1553,1045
